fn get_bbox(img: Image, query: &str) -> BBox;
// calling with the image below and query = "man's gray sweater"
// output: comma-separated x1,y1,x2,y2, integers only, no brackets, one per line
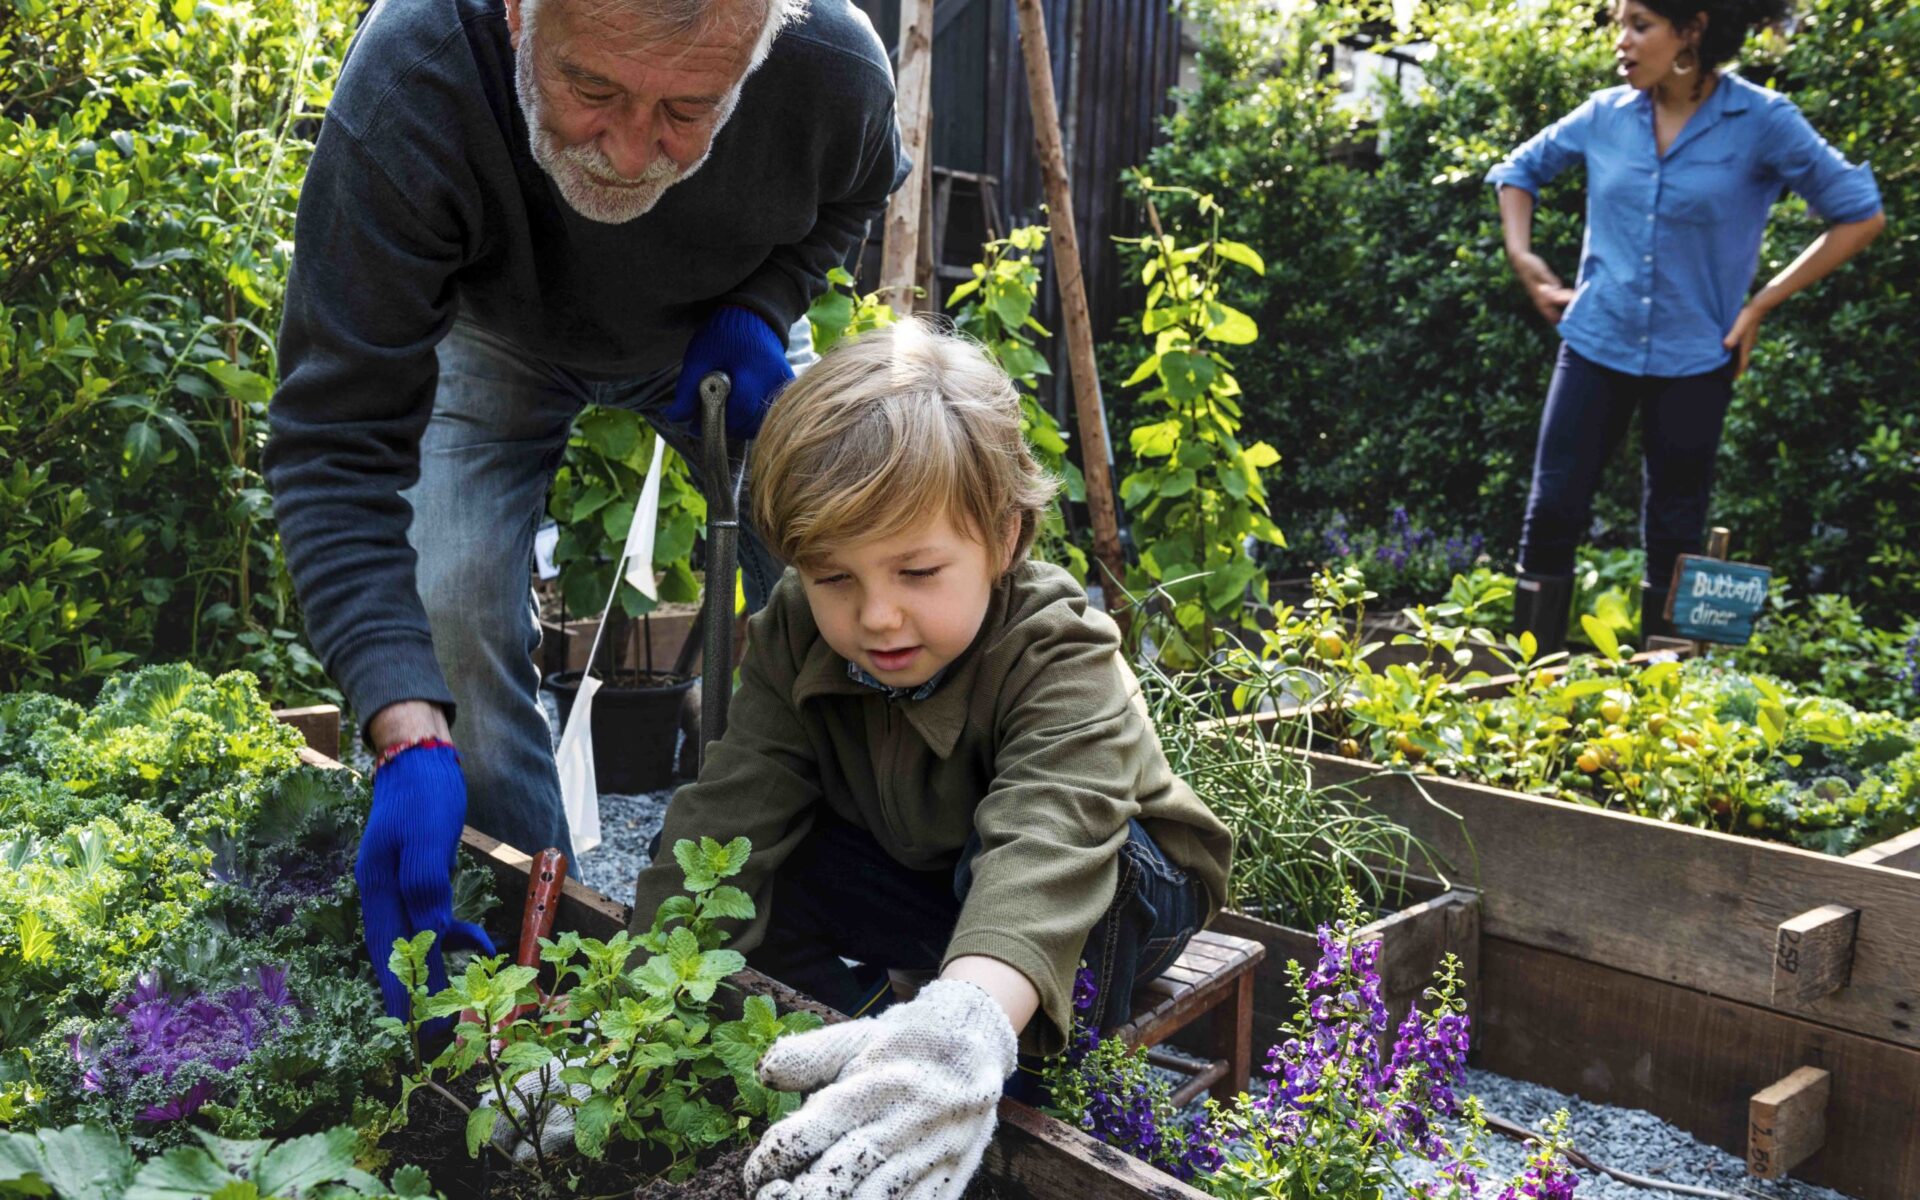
263,0,902,729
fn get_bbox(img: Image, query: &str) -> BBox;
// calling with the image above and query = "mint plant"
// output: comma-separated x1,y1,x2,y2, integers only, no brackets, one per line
1117,176,1284,667
380,837,820,1185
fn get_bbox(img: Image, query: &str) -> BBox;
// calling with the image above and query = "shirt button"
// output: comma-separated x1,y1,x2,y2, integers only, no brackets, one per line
1642,296,1652,305
1647,213,1655,222
1652,171,1661,182
1641,336,1649,343
1644,254,1653,263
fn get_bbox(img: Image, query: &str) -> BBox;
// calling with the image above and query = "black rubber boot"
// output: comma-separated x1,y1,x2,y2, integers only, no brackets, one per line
1512,572,1573,656
1641,583,1678,643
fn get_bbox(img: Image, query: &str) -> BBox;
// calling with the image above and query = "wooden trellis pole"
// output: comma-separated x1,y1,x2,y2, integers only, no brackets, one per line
879,0,935,311
1012,0,1126,610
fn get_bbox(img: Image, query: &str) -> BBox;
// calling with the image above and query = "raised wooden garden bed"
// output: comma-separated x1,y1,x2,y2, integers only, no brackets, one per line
1290,747,1920,1200
287,734,1208,1200
463,826,1213,1200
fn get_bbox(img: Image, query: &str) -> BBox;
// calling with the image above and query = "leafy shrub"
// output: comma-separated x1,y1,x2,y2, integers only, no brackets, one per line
1379,640,1920,853
1,0,358,700
0,664,478,1151
1117,180,1285,664
545,409,709,624
1141,0,1917,622
947,227,1091,581
1729,591,1920,717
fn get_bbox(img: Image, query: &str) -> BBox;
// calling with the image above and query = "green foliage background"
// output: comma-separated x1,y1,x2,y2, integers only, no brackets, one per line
1,0,359,699
1139,0,1916,617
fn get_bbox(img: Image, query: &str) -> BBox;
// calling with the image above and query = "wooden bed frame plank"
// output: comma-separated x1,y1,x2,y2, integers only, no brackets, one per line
1296,749,1920,1050
1476,937,1920,1200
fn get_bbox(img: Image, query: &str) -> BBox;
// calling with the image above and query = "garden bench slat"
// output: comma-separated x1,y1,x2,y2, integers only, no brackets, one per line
1113,928,1264,1105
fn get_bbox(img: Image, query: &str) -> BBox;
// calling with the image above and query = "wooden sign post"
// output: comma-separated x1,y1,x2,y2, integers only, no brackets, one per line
1666,527,1770,648
1012,0,1127,614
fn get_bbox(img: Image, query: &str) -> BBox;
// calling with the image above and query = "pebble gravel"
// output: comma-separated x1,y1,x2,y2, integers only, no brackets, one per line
539,688,676,899
1445,1067,1857,1200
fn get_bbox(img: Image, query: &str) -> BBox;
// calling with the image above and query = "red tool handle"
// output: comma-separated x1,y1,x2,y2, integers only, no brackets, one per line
506,847,567,1025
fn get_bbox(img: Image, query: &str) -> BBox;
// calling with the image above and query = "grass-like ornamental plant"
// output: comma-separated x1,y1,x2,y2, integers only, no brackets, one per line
379,837,819,1187
1137,640,1441,930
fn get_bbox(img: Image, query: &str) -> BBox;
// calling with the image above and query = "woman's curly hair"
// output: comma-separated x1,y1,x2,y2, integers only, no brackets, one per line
1632,0,1792,71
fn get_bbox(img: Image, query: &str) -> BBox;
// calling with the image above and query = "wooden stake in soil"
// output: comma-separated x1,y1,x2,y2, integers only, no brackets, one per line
879,0,934,311
1012,0,1126,611
1748,1065,1831,1179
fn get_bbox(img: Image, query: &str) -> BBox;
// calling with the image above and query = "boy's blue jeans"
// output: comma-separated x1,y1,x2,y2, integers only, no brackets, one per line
1519,342,1736,588
735,808,1206,1097
399,319,813,868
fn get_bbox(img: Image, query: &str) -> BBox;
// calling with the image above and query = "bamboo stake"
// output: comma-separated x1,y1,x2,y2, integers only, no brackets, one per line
879,0,935,311
1012,0,1126,612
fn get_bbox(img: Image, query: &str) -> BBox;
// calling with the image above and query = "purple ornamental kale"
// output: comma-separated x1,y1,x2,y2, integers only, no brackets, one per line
72,965,299,1123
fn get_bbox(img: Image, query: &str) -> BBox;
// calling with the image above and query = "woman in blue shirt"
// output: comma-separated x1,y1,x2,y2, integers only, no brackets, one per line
1488,0,1885,651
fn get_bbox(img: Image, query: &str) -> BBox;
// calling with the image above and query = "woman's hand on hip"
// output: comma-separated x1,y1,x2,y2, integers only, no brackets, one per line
1511,252,1574,324
1723,304,1765,378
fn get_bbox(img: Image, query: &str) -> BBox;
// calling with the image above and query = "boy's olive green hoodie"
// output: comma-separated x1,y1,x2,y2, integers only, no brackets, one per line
629,560,1232,1053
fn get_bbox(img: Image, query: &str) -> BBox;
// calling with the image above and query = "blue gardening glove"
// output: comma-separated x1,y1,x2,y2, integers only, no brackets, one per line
355,743,495,1020
666,305,795,439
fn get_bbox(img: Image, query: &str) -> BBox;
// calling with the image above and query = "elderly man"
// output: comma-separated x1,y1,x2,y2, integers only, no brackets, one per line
264,0,902,1018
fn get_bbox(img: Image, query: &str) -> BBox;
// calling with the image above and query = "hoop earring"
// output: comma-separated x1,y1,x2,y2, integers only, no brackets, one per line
1673,46,1697,75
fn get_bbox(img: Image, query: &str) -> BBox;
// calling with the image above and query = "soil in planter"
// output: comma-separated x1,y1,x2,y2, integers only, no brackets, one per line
632,1145,755,1200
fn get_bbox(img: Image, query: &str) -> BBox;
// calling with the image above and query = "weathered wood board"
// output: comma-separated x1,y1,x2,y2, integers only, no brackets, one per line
1849,825,1920,873
1208,882,1480,1064
1476,938,1920,1200
1296,750,1920,1051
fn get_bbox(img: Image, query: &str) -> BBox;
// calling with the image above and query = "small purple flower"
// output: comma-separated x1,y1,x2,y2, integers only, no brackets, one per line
1072,965,1097,1013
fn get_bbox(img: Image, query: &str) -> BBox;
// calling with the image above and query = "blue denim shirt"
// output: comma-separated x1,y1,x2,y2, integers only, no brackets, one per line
1487,73,1882,378
846,659,947,701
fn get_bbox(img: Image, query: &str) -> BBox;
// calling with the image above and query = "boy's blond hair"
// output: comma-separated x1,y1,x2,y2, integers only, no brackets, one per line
751,319,1059,572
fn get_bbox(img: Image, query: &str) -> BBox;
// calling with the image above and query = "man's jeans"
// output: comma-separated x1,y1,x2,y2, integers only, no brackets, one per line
401,318,815,867
740,808,1206,1098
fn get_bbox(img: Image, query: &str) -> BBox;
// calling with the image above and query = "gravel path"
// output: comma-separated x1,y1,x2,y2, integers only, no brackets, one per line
1146,1059,1855,1198
1449,1068,1855,1200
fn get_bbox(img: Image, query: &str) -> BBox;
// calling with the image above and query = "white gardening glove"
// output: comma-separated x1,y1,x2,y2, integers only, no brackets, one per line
743,979,1018,1200
483,1057,594,1163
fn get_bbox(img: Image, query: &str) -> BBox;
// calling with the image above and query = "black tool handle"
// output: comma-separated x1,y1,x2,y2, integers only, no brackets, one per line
698,371,746,752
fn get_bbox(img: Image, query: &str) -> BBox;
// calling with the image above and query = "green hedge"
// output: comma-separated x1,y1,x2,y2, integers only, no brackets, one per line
1137,0,1917,618
0,0,357,699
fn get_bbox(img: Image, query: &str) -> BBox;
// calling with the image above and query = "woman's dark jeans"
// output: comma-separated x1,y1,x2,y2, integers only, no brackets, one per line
1519,343,1736,588
735,808,1206,1098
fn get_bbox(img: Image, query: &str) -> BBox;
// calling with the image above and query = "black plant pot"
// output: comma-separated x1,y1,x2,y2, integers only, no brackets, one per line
543,669,696,794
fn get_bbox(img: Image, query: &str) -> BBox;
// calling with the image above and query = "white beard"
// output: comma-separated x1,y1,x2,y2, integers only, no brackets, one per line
514,29,716,224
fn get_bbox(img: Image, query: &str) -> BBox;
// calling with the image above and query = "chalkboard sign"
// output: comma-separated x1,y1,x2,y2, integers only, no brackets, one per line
1665,553,1771,645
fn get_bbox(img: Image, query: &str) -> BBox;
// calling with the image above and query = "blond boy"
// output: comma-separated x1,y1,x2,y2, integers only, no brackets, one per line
629,320,1231,1200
